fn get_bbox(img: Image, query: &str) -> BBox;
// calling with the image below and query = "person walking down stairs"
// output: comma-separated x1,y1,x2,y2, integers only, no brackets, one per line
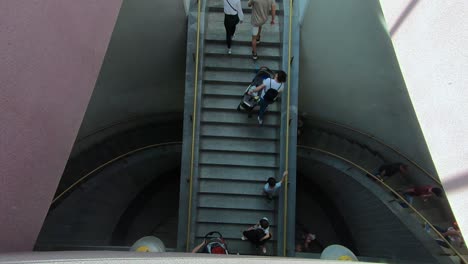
224,0,244,54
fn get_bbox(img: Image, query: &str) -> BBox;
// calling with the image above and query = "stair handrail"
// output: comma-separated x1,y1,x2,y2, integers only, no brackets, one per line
281,0,294,257
50,142,183,206
306,117,442,186
297,145,466,264
185,0,203,253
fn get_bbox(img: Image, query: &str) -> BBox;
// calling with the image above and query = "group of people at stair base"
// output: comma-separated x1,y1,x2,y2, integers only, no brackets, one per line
224,0,276,60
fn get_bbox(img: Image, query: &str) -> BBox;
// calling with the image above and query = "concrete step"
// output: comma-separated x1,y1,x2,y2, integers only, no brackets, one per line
207,14,281,40
199,164,278,182
205,42,281,58
342,143,364,162
204,70,258,85
197,208,275,225
198,194,275,211
199,150,278,167
203,83,247,96
205,54,280,71
199,179,268,196
315,131,330,150
202,109,280,126
206,33,281,47
200,123,279,140
202,93,281,112
195,223,277,241
200,136,279,153
408,207,448,223
326,134,345,153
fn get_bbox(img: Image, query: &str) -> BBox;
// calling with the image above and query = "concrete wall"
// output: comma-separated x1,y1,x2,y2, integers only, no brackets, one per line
77,0,187,139
0,0,122,252
298,0,436,175
379,0,468,239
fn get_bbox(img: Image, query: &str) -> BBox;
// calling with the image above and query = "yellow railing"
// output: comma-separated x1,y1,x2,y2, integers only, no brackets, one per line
282,0,294,257
310,118,441,185
186,0,202,253
51,142,183,205
297,145,467,264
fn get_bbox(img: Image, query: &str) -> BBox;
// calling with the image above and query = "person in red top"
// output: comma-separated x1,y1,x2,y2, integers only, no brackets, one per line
401,185,443,205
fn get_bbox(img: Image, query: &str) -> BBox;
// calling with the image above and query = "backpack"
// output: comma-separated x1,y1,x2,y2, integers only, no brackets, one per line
263,79,282,103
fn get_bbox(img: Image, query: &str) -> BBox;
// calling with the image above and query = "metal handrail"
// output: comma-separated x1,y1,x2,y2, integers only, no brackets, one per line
297,145,467,264
282,0,294,257
308,117,441,185
51,142,183,205
185,0,202,253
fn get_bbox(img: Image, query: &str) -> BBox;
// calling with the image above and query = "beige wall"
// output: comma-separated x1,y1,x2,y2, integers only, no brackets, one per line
379,0,468,236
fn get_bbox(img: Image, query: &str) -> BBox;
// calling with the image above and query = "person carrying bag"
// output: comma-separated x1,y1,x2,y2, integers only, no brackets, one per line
224,0,244,54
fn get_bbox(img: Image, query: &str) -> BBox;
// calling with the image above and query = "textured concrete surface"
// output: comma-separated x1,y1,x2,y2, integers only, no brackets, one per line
77,0,187,138
297,155,442,263
0,0,122,252
298,0,437,178
379,0,468,238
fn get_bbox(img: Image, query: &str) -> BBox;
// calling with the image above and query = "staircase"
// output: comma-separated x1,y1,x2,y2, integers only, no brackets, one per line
300,126,454,227
298,124,468,262
179,0,285,255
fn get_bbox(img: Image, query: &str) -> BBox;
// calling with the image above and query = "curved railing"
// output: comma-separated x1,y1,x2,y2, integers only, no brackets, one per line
297,145,466,264
51,142,183,205
306,117,441,186
309,118,442,186
51,142,465,262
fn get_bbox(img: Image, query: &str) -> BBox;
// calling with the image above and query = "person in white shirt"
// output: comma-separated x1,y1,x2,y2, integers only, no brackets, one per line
248,70,287,125
224,0,244,54
263,170,288,199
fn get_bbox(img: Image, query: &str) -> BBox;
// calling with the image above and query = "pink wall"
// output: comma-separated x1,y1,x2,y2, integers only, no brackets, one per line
380,0,468,236
0,0,122,252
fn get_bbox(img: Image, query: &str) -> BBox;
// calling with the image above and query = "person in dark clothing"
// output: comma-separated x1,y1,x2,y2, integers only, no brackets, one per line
223,0,244,54
374,162,408,181
241,217,272,254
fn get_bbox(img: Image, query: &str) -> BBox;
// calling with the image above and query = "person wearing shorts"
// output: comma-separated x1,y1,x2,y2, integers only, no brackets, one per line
248,0,276,60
